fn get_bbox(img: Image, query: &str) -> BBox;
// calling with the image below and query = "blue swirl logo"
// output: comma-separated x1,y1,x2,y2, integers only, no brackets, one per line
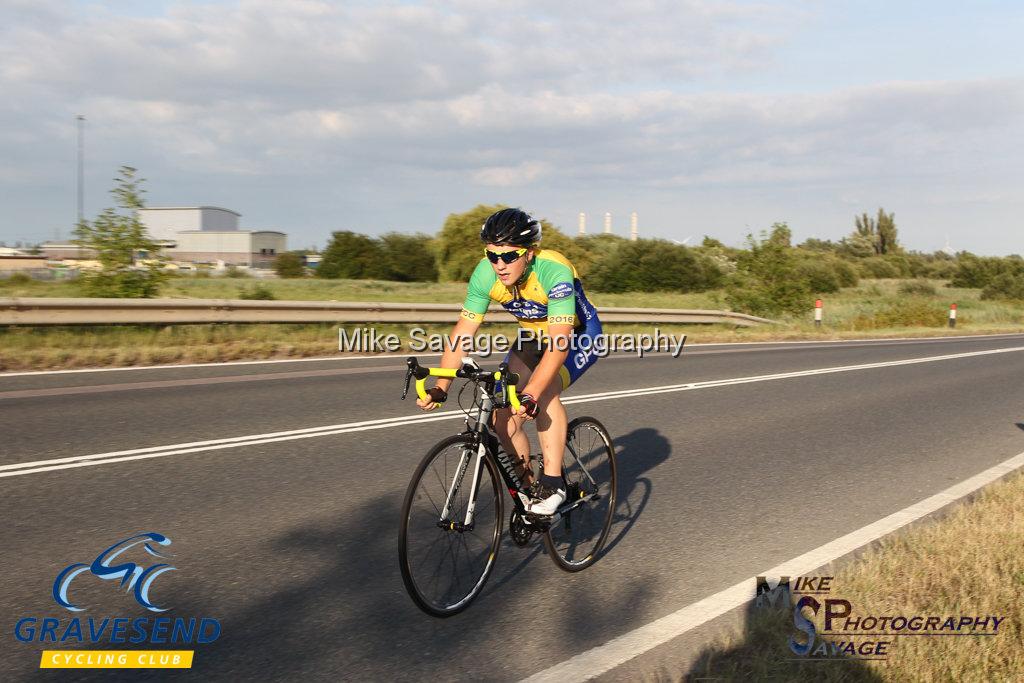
53,533,176,613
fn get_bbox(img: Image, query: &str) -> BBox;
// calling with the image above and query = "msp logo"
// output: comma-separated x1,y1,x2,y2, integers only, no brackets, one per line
54,533,176,613
755,575,1007,662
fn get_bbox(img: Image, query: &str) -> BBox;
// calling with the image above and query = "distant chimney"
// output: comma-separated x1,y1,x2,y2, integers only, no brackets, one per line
578,212,586,235
604,212,612,234
630,212,638,241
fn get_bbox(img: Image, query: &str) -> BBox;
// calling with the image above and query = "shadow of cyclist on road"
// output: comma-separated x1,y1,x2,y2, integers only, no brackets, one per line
486,425,671,595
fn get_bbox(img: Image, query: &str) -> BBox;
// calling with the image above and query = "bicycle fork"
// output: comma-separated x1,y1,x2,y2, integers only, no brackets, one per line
437,441,487,532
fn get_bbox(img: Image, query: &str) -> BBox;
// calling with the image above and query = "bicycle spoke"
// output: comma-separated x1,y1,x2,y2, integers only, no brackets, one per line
400,436,501,614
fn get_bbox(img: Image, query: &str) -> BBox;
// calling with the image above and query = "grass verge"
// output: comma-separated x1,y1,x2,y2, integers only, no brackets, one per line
685,469,1024,681
5,320,1024,372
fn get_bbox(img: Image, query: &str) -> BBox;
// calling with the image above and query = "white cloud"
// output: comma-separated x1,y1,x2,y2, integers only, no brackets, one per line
473,161,550,187
0,1,1022,254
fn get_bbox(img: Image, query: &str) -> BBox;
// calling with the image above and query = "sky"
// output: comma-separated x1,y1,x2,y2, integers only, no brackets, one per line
1,0,1022,254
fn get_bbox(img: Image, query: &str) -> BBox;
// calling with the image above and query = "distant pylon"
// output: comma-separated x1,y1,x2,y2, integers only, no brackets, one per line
630,212,638,241
578,212,586,235
604,212,611,234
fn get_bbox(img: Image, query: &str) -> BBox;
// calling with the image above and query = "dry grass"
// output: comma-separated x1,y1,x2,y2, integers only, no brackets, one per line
686,470,1024,681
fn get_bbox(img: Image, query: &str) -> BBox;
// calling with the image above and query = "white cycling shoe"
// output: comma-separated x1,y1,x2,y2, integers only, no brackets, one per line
526,483,566,516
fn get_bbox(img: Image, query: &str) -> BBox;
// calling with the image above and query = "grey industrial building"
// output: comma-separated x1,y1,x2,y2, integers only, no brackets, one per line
138,207,287,268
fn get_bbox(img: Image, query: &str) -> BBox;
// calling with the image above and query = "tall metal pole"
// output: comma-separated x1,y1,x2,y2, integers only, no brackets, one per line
76,115,85,231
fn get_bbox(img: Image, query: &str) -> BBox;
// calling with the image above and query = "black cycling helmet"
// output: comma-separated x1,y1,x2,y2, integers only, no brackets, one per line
479,208,542,247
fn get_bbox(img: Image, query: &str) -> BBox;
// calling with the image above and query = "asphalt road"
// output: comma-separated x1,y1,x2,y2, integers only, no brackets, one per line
2,334,1023,680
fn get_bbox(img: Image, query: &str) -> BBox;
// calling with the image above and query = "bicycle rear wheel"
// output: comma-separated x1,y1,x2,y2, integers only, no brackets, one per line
399,434,503,616
544,416,616,572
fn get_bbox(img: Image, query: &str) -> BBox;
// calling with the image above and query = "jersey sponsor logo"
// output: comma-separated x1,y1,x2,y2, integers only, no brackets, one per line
547,282,573,300
503,300,547,319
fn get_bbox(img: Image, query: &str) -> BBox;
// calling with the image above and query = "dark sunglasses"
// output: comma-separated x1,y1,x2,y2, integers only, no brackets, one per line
484,248,528,264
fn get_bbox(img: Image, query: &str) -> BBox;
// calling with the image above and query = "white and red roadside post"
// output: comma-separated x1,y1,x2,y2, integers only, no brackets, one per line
814,299,823,327
949,303,957,328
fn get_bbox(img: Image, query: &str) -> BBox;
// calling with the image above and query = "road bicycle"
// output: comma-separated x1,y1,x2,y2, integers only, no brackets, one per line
398,356,617,617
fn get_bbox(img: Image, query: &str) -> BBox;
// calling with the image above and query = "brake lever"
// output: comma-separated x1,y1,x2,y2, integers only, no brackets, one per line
401,358,416,400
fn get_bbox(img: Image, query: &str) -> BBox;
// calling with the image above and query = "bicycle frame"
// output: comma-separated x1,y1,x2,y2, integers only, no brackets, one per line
403,356,600,531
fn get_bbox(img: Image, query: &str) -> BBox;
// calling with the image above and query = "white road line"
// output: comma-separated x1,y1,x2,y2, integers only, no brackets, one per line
521,448,1024,682
2,344,1022,479
3,332,1021,377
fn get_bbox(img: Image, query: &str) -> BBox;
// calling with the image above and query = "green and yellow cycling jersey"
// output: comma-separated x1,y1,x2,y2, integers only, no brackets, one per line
459,249,599,337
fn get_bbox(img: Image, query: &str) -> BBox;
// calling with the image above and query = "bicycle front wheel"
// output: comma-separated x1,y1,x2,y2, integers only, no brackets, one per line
399,434,503,617
544,416,617,572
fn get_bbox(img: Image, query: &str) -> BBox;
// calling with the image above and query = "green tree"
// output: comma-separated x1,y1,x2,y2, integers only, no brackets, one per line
433,205,579,281
852,208,900,256
317,231,387,279
726,227,812,317
379,232,438,282
274,251,307,278
981,272,1024,301
798,237,837,252
73,166,167,297
435,204,506,281
586,238,723,293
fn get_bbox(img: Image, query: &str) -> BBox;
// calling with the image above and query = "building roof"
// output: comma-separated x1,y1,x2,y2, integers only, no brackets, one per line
139,206,242,216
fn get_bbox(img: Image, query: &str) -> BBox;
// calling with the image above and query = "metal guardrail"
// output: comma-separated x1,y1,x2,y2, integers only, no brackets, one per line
0,298,775,326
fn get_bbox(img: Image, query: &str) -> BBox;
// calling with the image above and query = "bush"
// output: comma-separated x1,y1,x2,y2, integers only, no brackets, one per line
570,234,628,278
224,265,250,278
5,272,32,284
832,259,859,288
951,254,1024,289
981,272,1024,301
857,257,902,279
898,280,937,296
923,259,958,280
379,233,438,282
79,269,163,298
795,259,841,294
587,238,723,293
274,252,307,279
318,231,387,280
238,284,276,300
725,226,812,317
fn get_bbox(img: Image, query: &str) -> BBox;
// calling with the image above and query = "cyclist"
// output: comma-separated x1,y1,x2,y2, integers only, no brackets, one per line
416,208,601,516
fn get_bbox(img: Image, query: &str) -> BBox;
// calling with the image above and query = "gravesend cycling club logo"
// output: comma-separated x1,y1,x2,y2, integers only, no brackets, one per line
13,532,221,670
54,532,176,612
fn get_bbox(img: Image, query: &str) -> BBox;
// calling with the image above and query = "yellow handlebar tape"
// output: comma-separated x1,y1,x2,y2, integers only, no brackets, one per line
415,368,457,408
414,366,520,411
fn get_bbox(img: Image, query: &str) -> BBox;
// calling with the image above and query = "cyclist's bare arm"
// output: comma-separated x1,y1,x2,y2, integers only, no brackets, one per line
518,323,572,416
415,317,481,410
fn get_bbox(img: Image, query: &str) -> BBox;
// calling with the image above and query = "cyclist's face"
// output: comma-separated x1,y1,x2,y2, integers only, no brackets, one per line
486,244,532,284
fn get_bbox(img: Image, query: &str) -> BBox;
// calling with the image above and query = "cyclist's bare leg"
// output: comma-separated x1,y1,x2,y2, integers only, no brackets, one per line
492,353,534,483
534,376,566,480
